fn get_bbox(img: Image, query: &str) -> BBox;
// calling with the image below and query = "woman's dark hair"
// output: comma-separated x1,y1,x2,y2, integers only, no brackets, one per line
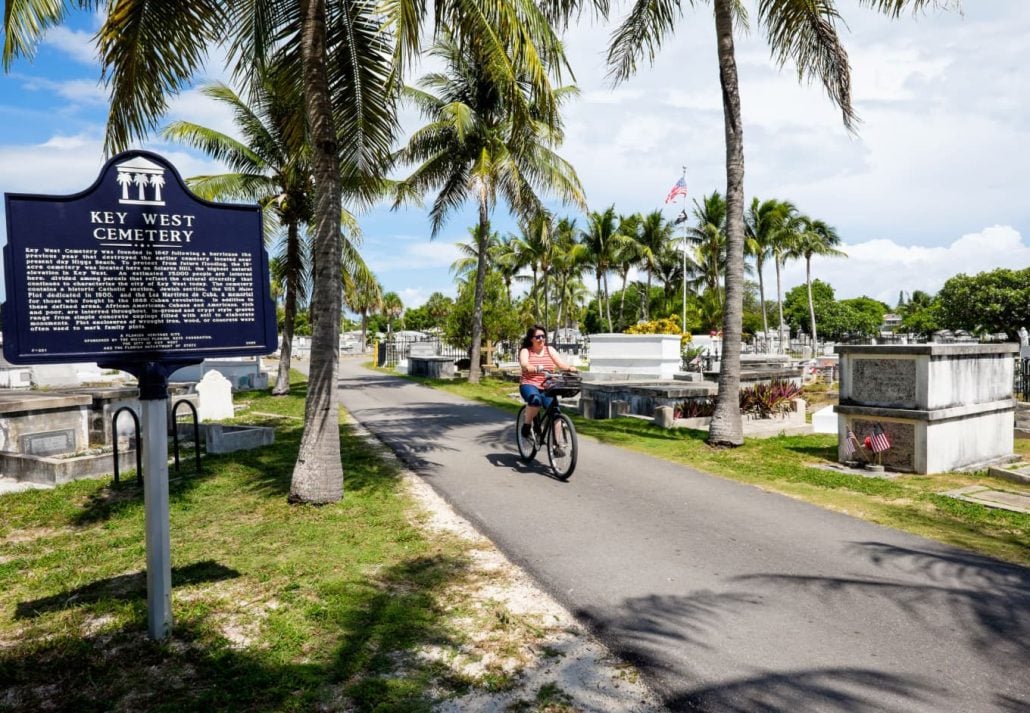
520,325,547,351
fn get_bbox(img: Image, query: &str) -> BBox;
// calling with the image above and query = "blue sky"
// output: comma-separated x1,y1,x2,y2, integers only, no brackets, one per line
1,2,1028,313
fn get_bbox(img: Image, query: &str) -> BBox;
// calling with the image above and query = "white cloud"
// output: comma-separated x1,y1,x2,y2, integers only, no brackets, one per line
367,239,462,273
42,26,98,65
777,225,1030,305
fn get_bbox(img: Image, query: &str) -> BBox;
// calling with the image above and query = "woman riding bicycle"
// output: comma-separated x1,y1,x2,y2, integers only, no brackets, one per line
518,325,577,440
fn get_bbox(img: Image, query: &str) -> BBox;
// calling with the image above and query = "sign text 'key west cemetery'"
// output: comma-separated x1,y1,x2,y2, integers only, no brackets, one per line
3,150,276,364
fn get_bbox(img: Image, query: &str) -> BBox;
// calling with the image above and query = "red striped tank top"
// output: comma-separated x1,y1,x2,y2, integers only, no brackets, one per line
521,347,557,387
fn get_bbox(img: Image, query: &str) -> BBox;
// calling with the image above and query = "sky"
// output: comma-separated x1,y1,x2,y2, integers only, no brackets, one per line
0,1,1028,314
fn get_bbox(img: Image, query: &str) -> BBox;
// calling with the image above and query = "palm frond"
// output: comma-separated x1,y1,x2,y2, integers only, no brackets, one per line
97,0,226,153
759,0,856,131
607,0,684,85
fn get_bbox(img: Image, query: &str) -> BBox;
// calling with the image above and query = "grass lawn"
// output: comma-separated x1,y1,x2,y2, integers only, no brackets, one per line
400,372,1030,568
0,373,583,713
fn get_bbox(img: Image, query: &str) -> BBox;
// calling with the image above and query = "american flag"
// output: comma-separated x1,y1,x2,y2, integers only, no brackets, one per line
869,423,891,453
664,175,688,203
843,429,857,457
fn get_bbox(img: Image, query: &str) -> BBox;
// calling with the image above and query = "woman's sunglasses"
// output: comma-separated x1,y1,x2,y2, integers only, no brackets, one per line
532,334,546,340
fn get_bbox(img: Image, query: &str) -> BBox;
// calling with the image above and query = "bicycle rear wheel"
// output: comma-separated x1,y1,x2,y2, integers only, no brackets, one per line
547,413,578,480
516,406,538,462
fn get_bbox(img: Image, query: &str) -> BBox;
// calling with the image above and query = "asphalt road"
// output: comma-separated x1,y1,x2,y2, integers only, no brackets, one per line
333,359,1029,713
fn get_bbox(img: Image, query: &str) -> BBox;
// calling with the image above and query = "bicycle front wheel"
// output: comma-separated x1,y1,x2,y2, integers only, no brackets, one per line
516,406,538,462
547,414,578,480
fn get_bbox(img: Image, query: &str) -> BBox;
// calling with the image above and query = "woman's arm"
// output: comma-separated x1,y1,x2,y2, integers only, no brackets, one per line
518,348,534,374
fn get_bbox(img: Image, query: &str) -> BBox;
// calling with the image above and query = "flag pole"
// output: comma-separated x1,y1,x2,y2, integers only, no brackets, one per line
680,166,688,335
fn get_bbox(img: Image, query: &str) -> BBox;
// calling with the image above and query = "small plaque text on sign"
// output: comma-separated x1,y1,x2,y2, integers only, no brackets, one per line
21,429,76,456
852,358,917,408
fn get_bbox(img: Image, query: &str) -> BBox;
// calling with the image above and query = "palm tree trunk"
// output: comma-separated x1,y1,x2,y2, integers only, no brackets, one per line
290,0,343,503
595,272,603,331
274,221,301,395
603,272,613,332
775,256,786,354
468,192,490,384
708,0,745,447
542,270,550,333
645,272,653,321
618,269,628,327
757,256,769,352
806,256,818,352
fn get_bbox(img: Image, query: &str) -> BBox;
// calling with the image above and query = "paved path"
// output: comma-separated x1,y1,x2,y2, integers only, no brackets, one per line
336,360,1029,713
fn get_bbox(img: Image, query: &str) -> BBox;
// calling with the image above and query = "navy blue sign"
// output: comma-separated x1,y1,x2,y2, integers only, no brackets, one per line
3,150,277,364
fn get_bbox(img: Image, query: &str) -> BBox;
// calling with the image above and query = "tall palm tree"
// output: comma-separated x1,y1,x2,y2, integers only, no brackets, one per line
343,276,383,353
613,213,643,329
381,292,404,335
547,0,947,445
161,69,315,397
688,192,728,309
511,212,555,328
797,217,846,347
394,30,585,382
550,217,581,332
578,206,628,332
635,211,675,322
167,79,379,397
745,198,792,350
770,203,803,354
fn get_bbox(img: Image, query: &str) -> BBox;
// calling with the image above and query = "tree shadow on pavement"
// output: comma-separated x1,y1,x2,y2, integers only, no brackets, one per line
577,590,944,713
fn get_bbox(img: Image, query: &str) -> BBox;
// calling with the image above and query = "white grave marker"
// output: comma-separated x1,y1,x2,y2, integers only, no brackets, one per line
196,371,234,422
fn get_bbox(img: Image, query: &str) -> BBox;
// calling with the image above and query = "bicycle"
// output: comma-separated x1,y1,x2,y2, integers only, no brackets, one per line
515,370,581,480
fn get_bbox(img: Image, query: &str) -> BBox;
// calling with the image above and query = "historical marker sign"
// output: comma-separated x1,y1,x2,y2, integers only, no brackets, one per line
3,150,276,364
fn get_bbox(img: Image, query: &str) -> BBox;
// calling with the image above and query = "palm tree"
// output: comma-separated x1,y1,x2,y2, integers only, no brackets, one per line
635,211,675,322
162,71,311,397
547,0,947,445
550,217,581,332
770,203,803,354
578,206,628,332
394,30,586,383
343,276,383,353
688,192,728,309
381,292,404,335
796,217,846,348
745,198,792,351
511,212,554,328
613,213,643,329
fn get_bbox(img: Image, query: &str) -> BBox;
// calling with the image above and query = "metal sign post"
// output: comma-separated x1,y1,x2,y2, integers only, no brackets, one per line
142,391,172,640
3,150,277,640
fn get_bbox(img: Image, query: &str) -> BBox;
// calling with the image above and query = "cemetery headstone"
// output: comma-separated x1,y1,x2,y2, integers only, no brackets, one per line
196,370,235,422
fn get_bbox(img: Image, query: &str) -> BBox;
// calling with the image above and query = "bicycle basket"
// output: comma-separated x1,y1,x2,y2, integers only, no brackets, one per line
543,373,582,397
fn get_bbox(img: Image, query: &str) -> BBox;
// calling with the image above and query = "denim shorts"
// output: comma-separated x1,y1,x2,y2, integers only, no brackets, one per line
519,384,553,410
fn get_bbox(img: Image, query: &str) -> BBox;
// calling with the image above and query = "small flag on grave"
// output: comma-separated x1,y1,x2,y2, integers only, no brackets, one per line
869,423,891,454
843,428,857,457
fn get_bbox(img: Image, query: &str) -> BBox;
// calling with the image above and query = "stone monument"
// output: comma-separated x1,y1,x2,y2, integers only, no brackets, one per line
836,344,1017,473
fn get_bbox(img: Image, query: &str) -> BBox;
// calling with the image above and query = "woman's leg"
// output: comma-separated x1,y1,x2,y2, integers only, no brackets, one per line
519,385,543,436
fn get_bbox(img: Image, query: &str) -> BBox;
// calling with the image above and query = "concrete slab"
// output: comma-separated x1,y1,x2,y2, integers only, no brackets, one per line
942,484,1030,514
814,462,904,480
0,476,52,495
987,461,1030,485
